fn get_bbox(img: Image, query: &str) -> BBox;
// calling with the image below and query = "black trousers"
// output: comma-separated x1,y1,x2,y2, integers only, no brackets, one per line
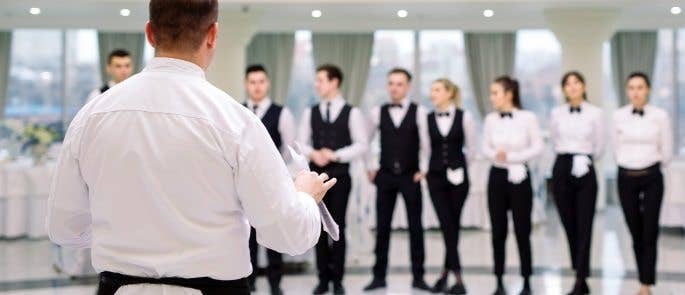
426,170,469,273
248,227,283,287
371,170,425,281
97,271,249,295
487,167,533,277
315,174,352,284
551,155,598,279
617,164,664,285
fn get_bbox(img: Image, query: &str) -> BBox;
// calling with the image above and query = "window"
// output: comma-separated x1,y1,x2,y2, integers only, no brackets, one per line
361,30,415,111
285,31,317,121
419,30,479,120
64,30,101,121
677,29,685,154
515,30,563,128
652,29,675,117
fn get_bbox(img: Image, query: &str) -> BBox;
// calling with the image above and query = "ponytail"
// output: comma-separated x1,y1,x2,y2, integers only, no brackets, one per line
494,75,521,109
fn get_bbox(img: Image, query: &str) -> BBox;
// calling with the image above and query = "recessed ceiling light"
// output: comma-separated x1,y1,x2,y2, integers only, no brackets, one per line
483,9,495,18
29,7,41,15
671,6,682,15
311,10,322,18
120,9,131,17
397,9,408,18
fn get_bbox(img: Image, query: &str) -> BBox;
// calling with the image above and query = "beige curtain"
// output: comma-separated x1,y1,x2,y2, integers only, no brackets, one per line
246,33,295,104
0,31,11,119
610,31,658,105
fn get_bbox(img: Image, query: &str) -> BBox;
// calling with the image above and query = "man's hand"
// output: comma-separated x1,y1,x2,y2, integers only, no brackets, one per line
367,170,378,183
295,171,337,203
310,150,331,167
320,148,338,162
413,172,424,183
495,150,507,163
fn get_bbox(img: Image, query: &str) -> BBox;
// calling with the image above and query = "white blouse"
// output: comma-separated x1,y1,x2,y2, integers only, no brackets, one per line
550,102,604,158
482,108,544,168
612,104,673,170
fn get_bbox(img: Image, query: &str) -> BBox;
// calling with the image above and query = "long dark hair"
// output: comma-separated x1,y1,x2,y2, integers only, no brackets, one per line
561,71,587,101
494,75,521,109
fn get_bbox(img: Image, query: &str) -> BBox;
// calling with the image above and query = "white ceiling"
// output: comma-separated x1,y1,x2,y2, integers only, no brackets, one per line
0,0,683,32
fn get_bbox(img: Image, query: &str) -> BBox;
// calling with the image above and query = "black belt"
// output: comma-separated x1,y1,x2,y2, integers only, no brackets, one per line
618,163,661,178
97,271,249,295
556,153,593,161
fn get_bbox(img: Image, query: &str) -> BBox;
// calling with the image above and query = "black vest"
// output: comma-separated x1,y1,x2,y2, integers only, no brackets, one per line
243,102,283,149
379,103,420,175
428,110,466,172
310,103,352,177
99,84,110,94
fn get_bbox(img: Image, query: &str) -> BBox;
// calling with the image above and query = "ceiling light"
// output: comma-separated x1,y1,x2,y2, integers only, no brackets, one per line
671,6,682,15
120,9,131,17
311,10,322,18
397,9,408,18
29,7,41,15
483,9,495,18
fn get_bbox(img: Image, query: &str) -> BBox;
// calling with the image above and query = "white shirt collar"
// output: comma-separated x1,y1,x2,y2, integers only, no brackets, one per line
143,57,205,78
247,97,272,110
389,97,411,108
322,94,345,106
436,103,457,115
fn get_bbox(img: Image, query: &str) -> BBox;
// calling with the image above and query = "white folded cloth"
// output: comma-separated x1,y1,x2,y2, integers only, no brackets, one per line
571,155,592,178
507,164,528,184
447,167,465,186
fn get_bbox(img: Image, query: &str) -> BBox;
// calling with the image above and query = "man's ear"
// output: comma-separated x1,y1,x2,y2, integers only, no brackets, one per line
145,21,157,48
206,22,218,49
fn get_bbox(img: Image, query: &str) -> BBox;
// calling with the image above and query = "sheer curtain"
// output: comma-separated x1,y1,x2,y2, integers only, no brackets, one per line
0,31,11,119
610,31,658,105
246,33,295,104
97,32,146,84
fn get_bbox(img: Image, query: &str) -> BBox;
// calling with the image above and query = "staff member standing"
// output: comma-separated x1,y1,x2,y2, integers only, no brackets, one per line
86,49,134,102
363,68,431,292
297,64,368,295
613,72,672,295
482,76,543,295
550,71,604,295
47,1,336,294
243,64,297,295
425,79,477,295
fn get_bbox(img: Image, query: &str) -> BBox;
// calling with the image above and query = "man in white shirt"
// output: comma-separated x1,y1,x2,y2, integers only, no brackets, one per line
363,68,431,292
47,1,335,294
243,64,297,295
85,49,134,103
297,64,368,294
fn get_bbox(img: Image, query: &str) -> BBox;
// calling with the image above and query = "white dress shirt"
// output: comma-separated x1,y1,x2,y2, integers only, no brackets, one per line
366,98,431,173
482,109,544,168
297,95,369,162
612,104,673,170
47,58,321,293
550,102,604,158
433,104,479,162
246,98,296,158
86,81,117,103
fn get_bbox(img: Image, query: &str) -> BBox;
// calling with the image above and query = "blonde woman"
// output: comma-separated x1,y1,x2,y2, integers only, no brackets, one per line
425,78,477,295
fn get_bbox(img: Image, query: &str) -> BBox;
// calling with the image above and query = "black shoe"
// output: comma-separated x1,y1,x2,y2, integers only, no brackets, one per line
270,283,283,295
313,282,329,295
446,282,467,295
493,283,506,295
566,280,589,295
412,279,432,291
333,281,345,294
363,278,386,291
431,276,448,293
519,285,532,295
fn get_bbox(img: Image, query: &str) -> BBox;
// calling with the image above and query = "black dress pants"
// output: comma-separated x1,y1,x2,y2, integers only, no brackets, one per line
97,271,249,295
315,174,352,284
248,227,283,288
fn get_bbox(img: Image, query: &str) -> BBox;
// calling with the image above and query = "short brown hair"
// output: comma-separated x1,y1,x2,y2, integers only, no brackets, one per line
316,64,344,88
107,49,131,64
149,0,218,52
388,68,412,82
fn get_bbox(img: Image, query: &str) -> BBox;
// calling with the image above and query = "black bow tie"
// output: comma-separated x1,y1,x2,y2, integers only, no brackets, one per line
389,103,403,108
436,112,450,117
499,112,513,118
632,109,645,116
569,106,581,113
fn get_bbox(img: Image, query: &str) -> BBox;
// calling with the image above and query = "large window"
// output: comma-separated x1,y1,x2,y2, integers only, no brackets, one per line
677,29,685,154
515,30,562,128
285,31,317,120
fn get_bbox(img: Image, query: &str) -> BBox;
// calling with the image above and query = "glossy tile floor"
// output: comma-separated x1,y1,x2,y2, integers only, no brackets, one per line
0,206,683,295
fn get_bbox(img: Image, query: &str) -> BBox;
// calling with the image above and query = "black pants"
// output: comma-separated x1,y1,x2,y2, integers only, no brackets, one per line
97,271,249,295
248,227,283,287
617,164,664,285
426,170,469,273
315,174,352,284
552,155,597,279
371,170,425,281
487,167,533,277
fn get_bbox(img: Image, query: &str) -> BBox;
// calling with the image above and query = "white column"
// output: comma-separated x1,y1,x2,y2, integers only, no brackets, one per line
205,10,260,101
545,8,619,210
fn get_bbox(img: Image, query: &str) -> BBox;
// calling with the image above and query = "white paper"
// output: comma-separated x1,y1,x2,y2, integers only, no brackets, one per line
571,155,591,178
446,167,465,186
507,164,527,184
287,143,340,241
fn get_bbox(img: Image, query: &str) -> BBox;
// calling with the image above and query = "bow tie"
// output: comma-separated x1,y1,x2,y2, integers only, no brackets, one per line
569,106,581,113
632,109,645,117
436,112,450,117
389,103,403,109
499,112,513,118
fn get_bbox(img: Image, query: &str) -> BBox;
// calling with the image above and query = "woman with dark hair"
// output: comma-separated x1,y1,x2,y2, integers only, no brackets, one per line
550,71,604,295
482,76,543,295
425,78,477,295
612,72,673,295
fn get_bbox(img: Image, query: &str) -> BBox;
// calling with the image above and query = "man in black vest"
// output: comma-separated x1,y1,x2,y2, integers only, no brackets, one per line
363,68,431,292
86,49,134,103
243,64,296,295
297,64,368,295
